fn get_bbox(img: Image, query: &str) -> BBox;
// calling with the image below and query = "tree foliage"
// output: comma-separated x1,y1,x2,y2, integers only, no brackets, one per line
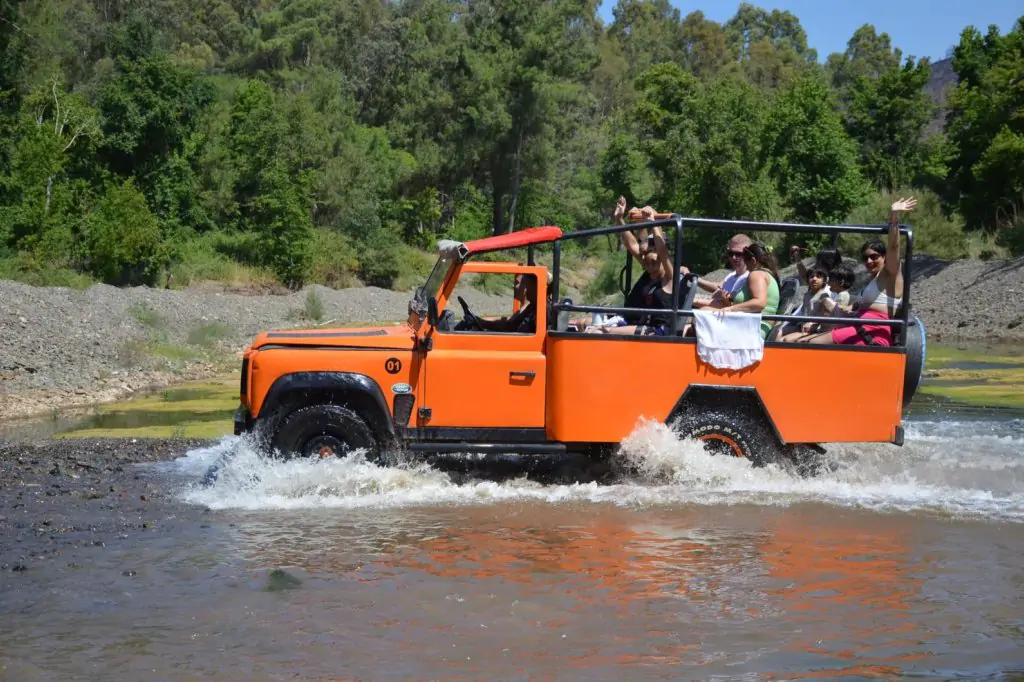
0,0,1021,288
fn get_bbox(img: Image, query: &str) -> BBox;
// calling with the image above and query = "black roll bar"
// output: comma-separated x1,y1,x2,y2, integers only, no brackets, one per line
548,213,915,345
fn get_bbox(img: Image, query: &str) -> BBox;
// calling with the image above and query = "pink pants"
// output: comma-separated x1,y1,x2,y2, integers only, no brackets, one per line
831,309,893,347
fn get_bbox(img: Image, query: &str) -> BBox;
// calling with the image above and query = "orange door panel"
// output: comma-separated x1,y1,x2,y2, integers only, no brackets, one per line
423,347,546,428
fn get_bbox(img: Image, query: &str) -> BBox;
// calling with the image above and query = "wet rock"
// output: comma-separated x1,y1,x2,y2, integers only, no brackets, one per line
264,569,303,592
11,563,27,572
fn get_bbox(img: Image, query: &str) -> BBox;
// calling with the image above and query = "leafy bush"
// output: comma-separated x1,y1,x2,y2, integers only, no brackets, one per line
303,289,326,322
583,257,622,303
166,234,278,289
187,321,234,347
308,228,359,288
0,252,95,289
128,301,167,330
996,211,1024,257
843,189,968,260
84,179,163,285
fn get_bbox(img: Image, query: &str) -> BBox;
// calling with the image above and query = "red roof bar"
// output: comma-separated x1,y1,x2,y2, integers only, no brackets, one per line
463,226,563,255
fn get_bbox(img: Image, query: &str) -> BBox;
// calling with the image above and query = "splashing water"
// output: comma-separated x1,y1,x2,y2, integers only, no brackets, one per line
174,416,1024,522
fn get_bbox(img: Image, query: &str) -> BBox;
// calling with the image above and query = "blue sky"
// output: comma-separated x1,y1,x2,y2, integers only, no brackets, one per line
597,0,1023,62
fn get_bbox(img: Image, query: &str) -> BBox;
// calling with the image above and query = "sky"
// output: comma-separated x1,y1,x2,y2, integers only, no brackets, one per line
597,0,1023,62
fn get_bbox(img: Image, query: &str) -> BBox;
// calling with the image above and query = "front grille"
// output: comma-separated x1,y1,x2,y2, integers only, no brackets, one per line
393,394,414,427
239,356,249,402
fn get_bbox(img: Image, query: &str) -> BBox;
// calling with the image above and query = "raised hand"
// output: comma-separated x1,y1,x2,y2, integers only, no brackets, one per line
891,197,917,213
613,196,626,223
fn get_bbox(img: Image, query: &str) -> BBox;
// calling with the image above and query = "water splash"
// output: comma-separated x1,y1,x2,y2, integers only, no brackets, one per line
174,416,1024,522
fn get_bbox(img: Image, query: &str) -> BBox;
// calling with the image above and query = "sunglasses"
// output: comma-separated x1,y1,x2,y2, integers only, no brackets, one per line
862,252,882,263
725,250,745,258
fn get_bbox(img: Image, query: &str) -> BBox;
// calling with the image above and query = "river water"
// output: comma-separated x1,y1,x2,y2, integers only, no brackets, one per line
3,413,1024,680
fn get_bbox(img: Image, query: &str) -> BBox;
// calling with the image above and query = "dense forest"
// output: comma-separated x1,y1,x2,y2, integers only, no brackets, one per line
1,0,1022,293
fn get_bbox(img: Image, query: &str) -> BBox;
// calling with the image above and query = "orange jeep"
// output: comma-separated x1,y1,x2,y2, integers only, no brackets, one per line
234,216,926,471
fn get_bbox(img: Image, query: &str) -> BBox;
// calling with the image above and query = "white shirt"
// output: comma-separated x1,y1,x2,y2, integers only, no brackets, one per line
722,271,749,296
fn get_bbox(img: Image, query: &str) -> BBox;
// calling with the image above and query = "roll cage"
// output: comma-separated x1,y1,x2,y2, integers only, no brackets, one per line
424,216,916,347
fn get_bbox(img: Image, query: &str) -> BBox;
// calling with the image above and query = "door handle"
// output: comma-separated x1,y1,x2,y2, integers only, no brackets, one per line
509,371,536,379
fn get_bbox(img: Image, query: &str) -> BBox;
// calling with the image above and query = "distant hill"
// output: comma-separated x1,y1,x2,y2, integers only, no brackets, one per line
925,57,957,134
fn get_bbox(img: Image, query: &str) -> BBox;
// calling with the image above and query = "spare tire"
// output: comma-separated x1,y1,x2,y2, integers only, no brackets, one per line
902,315,927,406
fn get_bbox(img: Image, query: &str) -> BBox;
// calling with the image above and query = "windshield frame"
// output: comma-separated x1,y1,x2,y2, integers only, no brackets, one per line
409,254,454,327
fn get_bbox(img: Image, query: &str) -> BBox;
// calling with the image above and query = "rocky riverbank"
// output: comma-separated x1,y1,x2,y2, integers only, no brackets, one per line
0,438,211,573
2,255,1022,421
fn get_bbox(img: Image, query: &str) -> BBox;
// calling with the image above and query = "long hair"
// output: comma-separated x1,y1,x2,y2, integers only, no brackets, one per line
743,243,779,283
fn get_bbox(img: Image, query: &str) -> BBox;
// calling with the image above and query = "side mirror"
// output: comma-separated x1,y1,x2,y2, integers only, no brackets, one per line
428,297,439,327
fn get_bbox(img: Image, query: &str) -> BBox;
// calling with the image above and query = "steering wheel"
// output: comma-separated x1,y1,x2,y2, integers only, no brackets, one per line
455,295,485,332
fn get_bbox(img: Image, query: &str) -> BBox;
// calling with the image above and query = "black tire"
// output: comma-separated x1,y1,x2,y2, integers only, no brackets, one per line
672,409,782,467
902,315,927,405
270,404,379,462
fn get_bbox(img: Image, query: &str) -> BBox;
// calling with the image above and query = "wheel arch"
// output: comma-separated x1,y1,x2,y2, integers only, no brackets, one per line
665,384,785,447
258,371,396,444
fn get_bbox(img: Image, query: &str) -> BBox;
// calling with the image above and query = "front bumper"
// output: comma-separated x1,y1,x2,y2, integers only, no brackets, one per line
234,407,253,436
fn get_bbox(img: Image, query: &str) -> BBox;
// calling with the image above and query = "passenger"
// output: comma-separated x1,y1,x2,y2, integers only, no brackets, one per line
822,264,855,317
693,234,753,309
779,261,831,337
716,242,781,340
787,197,917,346
589,199,681,335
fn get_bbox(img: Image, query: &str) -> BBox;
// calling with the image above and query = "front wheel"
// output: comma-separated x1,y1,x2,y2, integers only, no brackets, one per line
270,404,379,462
672,410,782,467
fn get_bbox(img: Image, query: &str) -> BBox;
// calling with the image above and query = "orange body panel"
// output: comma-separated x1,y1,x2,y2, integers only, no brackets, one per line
545,336,905,444
246,326,422,420
242,256,908,448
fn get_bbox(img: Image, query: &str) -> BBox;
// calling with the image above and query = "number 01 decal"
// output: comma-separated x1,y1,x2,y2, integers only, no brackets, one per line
385,357,402,374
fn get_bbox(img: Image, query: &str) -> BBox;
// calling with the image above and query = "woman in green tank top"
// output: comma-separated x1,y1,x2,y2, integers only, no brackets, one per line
723,243,780,339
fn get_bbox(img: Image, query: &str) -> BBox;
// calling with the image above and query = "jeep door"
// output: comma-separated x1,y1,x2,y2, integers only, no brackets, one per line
421,266,547,429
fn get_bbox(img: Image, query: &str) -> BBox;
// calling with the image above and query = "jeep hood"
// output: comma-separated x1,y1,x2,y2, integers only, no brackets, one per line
249,324,416,350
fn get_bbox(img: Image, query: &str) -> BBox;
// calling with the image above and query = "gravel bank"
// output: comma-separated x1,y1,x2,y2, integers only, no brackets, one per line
0,281,508,420
2,256,1022,420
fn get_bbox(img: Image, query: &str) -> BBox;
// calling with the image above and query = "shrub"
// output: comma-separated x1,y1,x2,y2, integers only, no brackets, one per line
583,257,622,303
0,252,95,289
187,321,234,347
843,189,968,260
303,288,325,322
308,228,359,288
128,301,167,330
84,179,163,285
166,234,278,289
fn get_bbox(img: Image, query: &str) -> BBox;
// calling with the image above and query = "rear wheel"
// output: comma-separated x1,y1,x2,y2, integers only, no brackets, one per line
672,410,782,467
270,404,378,462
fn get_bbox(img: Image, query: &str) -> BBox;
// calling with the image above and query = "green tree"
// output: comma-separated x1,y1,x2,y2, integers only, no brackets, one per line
845,57,934,191
227,79,313,285
945,19,1024,231
85,179,162,284
762,75,867,223
724,2,816,90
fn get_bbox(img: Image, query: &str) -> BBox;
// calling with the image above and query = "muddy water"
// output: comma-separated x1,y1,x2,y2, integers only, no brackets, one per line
3,416,1024,680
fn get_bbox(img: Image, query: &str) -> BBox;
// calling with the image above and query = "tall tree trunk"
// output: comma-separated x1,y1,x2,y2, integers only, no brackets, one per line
491,181,504,237
45,176,52,214
506,128,524,234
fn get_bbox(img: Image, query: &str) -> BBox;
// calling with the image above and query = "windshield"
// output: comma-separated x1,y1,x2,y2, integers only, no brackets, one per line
410,255,453,321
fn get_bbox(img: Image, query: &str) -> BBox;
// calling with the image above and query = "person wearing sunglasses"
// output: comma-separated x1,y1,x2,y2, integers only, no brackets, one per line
692,234,753,309
785,197,917,346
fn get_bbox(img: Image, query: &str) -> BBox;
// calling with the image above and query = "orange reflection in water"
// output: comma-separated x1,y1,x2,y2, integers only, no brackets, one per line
760,511,929,678
237,505,929,676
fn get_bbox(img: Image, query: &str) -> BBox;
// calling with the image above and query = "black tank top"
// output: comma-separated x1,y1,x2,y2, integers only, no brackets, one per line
624,272,654,324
